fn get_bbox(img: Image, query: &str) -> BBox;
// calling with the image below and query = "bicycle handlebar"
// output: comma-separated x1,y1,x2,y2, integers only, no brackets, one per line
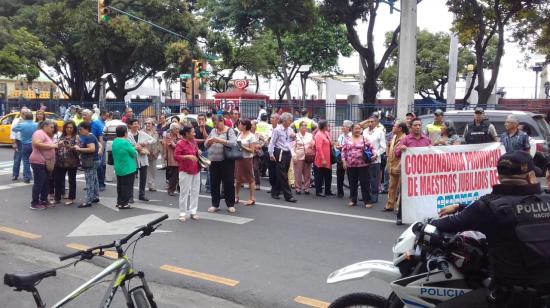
59,214,169,262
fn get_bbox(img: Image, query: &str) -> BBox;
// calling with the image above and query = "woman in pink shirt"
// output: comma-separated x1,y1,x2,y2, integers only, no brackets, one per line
292,121,314,195
30,120,58,210
314,120,334,197
174,126,200,222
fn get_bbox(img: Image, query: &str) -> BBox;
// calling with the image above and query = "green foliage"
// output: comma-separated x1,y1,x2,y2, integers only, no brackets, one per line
0,17,49,81
380,30,475,100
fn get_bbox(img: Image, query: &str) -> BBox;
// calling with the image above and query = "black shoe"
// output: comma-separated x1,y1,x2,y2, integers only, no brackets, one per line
24,180,30,184
77,203,92,208
295,191,301,195
285,198,297,203
304,191,310,195
139,197,150,202
396,218,403,226
92,198,100,203
271,195,280,200
316,193,326,197
129,199,135,204
325,192,335,196
12,176,18,181
337,193,344,198
381,208,393,212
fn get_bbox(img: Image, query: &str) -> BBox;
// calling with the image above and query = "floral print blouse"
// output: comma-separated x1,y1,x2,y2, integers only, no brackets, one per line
341,136,375,168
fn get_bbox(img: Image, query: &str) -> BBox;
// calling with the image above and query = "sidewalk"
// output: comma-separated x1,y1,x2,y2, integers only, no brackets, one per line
0,239,247,308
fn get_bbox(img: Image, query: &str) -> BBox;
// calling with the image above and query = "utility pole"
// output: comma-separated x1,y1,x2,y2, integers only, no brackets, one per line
396,0,417,120
447,32,459,110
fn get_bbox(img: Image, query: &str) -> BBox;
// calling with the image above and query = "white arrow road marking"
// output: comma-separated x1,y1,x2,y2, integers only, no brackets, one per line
67,214,171,237
97,197,253,225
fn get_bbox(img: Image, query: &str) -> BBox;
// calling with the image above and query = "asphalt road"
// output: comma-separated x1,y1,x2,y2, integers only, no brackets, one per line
0,145,406,307
3,145,546,308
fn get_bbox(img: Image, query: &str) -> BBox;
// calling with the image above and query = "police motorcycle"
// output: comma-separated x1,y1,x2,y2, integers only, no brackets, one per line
326,221,490,307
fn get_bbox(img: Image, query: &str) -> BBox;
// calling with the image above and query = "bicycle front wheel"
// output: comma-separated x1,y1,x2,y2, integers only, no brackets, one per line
128,286,157,308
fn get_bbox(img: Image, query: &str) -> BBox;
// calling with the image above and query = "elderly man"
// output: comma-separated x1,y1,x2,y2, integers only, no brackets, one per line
127,118,156,202
10,107,27,181
363,116,387,205
268,112,297,203
267,113,280,193
12,109,37,183
501,115,530,153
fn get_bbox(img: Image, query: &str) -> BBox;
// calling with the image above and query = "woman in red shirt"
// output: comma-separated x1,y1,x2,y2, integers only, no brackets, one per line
174,126,200,222
314,120,334,197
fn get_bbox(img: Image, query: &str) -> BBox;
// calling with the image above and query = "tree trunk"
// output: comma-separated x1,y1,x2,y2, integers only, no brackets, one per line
275,32,292,103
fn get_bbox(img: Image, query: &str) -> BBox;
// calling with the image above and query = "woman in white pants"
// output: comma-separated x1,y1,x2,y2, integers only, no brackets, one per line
174,125,200,222
143,118,160,191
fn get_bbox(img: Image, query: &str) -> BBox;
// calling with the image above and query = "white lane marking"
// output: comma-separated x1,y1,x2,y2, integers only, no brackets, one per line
97,197,253,225
78,180,395,223
67,214,172,237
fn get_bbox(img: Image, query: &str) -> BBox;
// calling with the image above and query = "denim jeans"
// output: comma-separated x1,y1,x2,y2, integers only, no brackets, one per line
12,140,22,179
31,163,48,205
97,141,106,188
367,163,380,203
22,143,33,181
84,161,100,203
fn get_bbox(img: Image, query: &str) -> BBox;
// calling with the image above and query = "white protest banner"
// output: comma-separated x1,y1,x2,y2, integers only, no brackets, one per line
400,143,505,224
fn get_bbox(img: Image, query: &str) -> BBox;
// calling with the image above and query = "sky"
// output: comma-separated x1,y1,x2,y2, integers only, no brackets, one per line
334,0,546,99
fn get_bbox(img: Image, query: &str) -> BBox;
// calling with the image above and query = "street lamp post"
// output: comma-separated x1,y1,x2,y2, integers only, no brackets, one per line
532,64,543,99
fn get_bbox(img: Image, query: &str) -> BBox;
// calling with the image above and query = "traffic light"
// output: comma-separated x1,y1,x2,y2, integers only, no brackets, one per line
197,62,204,77
98,0,111,24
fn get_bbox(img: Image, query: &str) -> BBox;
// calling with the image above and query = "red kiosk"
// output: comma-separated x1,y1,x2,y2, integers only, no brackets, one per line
213,80,269,118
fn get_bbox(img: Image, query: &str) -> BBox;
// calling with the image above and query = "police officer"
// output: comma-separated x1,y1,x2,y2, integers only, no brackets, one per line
433,151,550,307
292,109,317,132
463,107,498,144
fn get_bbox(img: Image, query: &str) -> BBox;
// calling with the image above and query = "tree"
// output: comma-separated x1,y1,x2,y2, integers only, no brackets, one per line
380,30,475,101
10,0,203,100
447,0,544,106
321,0,401,104
0,17,49,81
511,2,550,63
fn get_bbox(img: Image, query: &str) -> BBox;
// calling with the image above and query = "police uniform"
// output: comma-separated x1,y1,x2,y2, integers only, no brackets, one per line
432,151,550,307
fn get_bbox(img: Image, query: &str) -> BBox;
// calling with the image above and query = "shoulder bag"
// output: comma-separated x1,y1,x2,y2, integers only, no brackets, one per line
362,137,374,163
302,135,315,164
223,129,244,160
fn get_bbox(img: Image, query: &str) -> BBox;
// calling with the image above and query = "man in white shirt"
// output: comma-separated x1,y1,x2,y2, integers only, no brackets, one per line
257,104,267,121
362,116,387,205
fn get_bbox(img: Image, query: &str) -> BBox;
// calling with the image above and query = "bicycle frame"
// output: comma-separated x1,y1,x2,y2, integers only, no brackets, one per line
51,256,135,308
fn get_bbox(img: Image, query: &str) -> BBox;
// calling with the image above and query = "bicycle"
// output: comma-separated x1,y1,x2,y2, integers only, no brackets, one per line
4,214,169,308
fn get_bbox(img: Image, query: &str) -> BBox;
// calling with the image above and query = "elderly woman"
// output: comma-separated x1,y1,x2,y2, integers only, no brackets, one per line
292,121,314,195
313,120,334,197
205,115,238,213
335,120,353,197
29,120,57,210
433,121,460,146
235,119,257,206
143,118,160,191
164,123,181,196
341,123,375,208
112,125,137,209
174,125,201,221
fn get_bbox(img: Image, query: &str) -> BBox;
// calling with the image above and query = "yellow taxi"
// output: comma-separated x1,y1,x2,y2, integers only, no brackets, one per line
0,111,64,144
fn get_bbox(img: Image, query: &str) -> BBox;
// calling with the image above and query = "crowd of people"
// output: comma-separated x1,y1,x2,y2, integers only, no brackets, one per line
8,104,550,225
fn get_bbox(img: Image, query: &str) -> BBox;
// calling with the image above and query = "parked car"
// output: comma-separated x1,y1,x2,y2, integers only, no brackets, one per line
0,111,64,144
420,110,550,152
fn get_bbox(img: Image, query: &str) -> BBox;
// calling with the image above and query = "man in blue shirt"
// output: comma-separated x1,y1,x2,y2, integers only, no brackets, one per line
500,115,530,153
12,110,37,183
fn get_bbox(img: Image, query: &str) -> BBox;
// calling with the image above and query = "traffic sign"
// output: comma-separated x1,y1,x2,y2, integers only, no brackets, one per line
179,74,192,79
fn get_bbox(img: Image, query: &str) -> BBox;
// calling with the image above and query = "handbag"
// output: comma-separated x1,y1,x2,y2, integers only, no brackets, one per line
300,134,315,163
198,154,211,168
223,130,244,160
330,147,338,165
80,153,95,169
362,138,374,163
